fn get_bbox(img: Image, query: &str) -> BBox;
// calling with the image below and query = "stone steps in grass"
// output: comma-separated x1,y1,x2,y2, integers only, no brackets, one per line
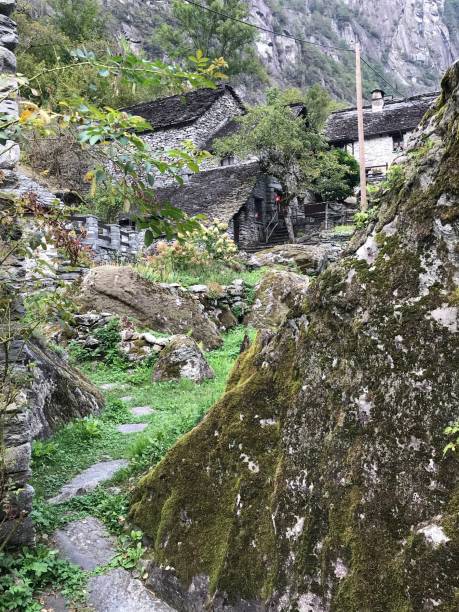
48,459,128,505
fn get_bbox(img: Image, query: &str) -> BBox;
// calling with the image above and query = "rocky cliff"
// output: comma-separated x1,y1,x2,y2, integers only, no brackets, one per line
96,0,459,101
129,60,459,610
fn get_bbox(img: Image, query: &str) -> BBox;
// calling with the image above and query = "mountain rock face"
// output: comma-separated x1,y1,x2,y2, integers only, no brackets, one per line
96,0,459,100
130,61,459,611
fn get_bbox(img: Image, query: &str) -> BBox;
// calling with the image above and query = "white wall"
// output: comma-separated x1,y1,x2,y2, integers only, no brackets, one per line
345,131,413,170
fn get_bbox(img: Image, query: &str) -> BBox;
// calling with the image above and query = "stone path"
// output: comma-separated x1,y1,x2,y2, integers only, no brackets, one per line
117,423,148,434
99,383,128,391
88,568,174,611
49,517,175,611
48,459,128,505
53,517,117,570
120,395,134,403
131,406,155,417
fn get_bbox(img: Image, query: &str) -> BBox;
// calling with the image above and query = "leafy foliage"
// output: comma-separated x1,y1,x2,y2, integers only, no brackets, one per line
31,440,59,464
0,545,85,612
443,422,459,456
51,0,107,42
153,0,264,79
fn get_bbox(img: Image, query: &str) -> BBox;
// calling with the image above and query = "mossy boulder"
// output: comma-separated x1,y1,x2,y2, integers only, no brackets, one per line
152,335,214,383
245,270,309,331
249,243,331,274
130,62,459,610
79,265,222,349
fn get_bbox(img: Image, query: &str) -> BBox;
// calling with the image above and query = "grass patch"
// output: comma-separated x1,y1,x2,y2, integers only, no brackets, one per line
135,261,267,288
331,223,355,236
31,325,252,500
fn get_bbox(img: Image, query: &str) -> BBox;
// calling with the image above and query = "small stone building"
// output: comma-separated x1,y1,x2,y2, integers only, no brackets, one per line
123,84,245,170
154,162,306,250
124,86,308,249
326,90,438,180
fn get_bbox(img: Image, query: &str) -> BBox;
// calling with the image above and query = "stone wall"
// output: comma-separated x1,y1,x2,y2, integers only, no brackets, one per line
142,90,244,186
346,131,413,172
72,215,144,263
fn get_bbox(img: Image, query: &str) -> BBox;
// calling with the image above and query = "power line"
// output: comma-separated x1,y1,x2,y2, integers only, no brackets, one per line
182,0,354,53
21,0,430,108
181,0,415,100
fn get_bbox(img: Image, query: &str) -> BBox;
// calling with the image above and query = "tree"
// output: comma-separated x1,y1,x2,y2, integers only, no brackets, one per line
214,87,358,239
153,0,264,78
51,0,107,42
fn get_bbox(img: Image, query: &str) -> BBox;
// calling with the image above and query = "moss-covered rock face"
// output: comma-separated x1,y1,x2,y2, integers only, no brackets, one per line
130,62,459,611
245,270,309,331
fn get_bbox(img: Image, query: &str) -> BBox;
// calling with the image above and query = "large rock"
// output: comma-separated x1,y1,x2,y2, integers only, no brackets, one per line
79,266,222,349
152,335,214,383
248,243,333,274
1,338,104,547
245,270,309,330
129,64,459,610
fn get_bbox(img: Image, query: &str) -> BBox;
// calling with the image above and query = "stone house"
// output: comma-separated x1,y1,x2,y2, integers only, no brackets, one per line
154,162,308,250
124,85,307,250
325,90,438,180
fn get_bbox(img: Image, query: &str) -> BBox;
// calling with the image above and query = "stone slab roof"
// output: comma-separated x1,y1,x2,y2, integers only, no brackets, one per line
325,92,439,144
154,162,260,223
123,84,244,132
204,118,241,150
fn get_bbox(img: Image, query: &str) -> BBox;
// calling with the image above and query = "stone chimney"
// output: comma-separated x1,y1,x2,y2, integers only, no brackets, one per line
371,89,385,112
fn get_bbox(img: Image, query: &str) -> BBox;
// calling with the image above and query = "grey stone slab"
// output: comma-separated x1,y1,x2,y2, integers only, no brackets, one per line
88,568,175,612
130,406,155,417
39,593,69,611
117,423,148,434
48,459,128,504
99,383,127,391
120,395,134,403
53,517,116,571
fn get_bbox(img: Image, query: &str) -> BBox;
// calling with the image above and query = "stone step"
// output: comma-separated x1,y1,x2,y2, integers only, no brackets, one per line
51,516,176,612
130,406,155,417
48,459,128,505
53,517,117,571
120,395,134,403
99,383,128,391
117,423,148,434
88,568,176,612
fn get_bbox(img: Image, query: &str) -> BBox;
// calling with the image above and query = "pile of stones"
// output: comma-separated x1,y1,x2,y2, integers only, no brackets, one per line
70,312,171,362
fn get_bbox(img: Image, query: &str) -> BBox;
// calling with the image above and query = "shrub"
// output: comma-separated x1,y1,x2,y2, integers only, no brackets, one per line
68,318,128,367
101,399,131,424
0,545,85,611
137,220,239,285
71,416,103,439
31,440,59,464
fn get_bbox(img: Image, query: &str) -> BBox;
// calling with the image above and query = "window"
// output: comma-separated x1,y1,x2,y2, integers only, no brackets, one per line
392,134,404,152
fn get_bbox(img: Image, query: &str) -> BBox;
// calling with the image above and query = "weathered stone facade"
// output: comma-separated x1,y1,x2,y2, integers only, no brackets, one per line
326,91,438,176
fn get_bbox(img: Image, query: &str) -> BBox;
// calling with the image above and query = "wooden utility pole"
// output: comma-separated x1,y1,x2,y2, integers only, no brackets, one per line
355,41,368,211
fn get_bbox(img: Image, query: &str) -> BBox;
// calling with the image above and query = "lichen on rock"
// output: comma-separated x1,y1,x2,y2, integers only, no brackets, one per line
130,62,459,611
152,335,214,383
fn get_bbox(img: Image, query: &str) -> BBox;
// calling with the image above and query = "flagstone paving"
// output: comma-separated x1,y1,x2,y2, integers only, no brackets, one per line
53,517,117,571
130,406,155,417
116,423,148,434
48,459,128,505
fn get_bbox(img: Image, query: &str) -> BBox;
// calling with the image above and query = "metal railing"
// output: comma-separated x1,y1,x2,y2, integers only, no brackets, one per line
265,208,280,243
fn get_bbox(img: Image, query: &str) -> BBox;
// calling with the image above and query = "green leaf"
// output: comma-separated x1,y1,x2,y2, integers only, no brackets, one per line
144,228,154,247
